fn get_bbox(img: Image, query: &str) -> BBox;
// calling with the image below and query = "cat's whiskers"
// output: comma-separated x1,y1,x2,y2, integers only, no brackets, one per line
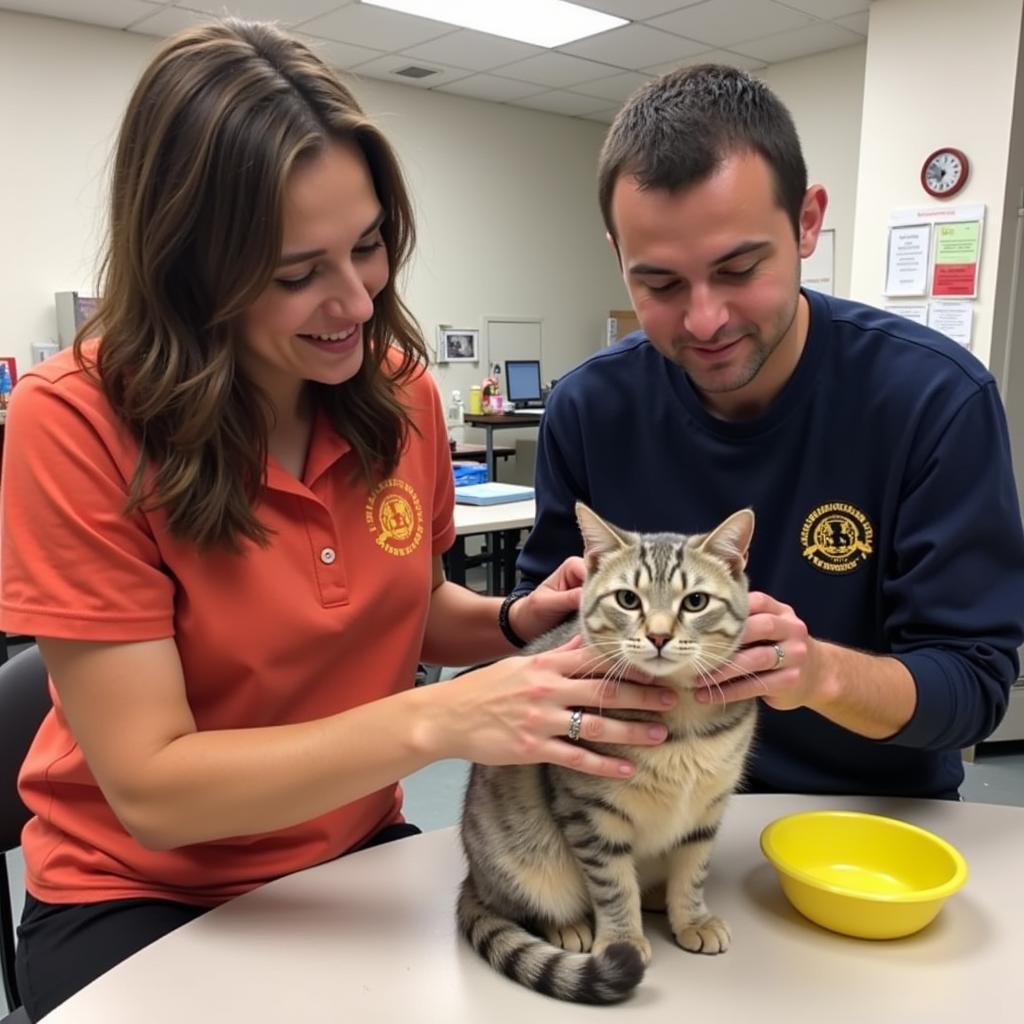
692,654,769,704
693,659,728,705
570,644,633,713
595,656,635,712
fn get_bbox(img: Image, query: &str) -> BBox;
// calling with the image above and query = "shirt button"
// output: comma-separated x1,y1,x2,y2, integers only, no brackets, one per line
320,547,336,565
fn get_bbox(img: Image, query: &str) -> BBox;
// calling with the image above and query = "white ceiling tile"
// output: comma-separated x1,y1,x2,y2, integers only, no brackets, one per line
184,1,346,26
775,0,870,18
437,74,546,102
579,1,704,18
650,0,814,48
516,90,613,116
399,29,543,72
0,0,161,29
572,71,650,102
561,22,707,69
645,47,766,74
129,4,220,35
733,20,863,62
294,32,385,70
495,51,622,88
350,54,471,89
579,107,620,124
834,10,869,35
298,3,454,51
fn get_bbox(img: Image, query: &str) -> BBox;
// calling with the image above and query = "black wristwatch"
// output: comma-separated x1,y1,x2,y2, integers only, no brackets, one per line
498,590,529,649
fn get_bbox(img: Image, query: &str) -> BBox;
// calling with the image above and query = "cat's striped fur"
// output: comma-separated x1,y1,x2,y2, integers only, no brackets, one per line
458,503,756,1003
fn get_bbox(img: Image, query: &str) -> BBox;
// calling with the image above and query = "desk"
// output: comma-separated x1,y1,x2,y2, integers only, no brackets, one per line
42,794,1024,1022
451,442,515,465
462,412,543,482
447,500,535,595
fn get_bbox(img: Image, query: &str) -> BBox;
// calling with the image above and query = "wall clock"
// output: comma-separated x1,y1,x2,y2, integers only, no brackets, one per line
921,147,969,199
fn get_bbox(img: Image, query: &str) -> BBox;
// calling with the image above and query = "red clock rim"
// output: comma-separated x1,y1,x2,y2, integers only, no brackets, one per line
920,147,969,198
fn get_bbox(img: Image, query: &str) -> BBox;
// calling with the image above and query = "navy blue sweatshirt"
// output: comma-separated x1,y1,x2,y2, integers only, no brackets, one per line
517,289,1024,799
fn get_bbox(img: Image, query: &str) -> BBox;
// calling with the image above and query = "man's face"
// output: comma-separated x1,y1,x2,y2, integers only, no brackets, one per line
610,151,825,417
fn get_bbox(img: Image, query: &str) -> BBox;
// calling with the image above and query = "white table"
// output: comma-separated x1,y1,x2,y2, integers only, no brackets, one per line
453,499,535,537
448,500,535,594
41,794,1024,1022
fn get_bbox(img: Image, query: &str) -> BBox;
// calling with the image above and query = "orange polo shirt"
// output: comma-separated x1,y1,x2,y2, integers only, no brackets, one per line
0,342,455,906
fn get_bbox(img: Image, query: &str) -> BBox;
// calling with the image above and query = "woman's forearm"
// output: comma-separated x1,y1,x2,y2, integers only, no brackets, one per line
420,581,515,665
116,685,441,850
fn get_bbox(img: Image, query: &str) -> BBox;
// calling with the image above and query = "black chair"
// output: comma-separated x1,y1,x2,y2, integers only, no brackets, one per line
0,646,50,1019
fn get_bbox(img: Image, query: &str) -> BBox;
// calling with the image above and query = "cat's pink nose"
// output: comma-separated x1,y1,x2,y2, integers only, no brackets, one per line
647,633,670,651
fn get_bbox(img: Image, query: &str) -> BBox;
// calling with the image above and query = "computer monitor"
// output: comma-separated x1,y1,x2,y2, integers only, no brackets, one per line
505,360,543,406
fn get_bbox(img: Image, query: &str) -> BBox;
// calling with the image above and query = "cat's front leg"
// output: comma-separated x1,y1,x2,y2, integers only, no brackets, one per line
664,822,730,955
564,828,651,965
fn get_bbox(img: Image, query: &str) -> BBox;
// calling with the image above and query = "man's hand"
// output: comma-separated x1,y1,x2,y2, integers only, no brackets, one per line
507,556,586,644
694,591,916,739
695,591,826,711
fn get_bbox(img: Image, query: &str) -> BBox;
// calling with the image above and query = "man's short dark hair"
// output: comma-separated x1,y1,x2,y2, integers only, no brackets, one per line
598,64,807,239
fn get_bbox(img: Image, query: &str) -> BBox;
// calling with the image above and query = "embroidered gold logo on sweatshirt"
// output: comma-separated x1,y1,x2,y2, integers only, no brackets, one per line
800,502,873,574
365,478,424,556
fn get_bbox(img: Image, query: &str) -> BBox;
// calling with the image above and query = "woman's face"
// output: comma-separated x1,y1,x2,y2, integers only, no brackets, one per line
241,140,390,417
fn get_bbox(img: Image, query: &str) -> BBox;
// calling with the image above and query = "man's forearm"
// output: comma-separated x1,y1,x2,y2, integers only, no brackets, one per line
807,640,917,739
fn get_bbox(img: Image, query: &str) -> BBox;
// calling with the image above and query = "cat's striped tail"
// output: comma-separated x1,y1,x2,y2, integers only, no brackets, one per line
457,878,645,1004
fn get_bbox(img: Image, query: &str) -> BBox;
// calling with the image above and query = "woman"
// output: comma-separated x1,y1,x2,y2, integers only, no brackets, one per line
0,20,673,1020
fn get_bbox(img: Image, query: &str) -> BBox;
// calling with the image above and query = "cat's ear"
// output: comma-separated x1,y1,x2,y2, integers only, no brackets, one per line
575,502,631,572
698,508,755,579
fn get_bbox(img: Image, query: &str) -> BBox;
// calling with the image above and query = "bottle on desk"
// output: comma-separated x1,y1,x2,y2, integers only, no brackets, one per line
468,385,483,415
0,362,12,411
446,389,465,443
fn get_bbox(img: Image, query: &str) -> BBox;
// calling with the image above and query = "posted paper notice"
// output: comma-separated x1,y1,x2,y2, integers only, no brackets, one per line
931,221,980,297
927,301,973,347
884,303,929,326
885,224,930,296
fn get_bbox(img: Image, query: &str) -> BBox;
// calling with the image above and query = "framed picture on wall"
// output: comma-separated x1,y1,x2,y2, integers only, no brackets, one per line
437,328,479,363
0,356,17,386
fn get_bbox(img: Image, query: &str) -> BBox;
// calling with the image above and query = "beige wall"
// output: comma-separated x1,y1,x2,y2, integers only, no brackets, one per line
760,43,867,300
0,10,628,399
11,5,1021,386
850,0,1024,368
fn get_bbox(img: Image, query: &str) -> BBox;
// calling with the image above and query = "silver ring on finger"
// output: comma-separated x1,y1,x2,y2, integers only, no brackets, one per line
772,642,785,670
567,708,584,742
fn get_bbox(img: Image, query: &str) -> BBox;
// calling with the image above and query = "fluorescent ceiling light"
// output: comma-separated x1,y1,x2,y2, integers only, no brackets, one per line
361,0,628,48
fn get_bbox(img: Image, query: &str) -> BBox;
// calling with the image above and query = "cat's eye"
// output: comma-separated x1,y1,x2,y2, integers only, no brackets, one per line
682,592,710,613
615,589,641,610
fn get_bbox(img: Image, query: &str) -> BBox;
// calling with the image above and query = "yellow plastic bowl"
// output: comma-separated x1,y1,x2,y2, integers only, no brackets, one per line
760,811,967,940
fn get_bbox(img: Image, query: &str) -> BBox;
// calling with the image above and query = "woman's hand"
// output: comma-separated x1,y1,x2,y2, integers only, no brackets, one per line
413,636,677,778
507,556,586,643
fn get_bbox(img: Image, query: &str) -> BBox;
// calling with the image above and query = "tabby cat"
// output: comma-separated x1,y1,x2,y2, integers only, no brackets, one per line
457,503,757,1004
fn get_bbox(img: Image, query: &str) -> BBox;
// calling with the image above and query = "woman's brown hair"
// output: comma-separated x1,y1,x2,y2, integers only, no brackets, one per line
77,19,427,550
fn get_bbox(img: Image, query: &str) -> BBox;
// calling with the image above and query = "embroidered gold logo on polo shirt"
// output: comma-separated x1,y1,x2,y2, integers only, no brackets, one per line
365,478,425,557
800,502,874,574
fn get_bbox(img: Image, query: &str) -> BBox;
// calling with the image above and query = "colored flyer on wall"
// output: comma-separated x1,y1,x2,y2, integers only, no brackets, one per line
931,221,980,297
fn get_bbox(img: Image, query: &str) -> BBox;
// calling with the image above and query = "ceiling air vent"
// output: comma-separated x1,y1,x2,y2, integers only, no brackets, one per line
392,65,439,79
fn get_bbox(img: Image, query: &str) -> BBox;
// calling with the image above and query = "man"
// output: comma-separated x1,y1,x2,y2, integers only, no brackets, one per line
514,65,1024,799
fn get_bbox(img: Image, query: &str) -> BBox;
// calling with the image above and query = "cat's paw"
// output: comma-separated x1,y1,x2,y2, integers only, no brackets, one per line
545,920,593,953
672,914,731,955
593,932,653,966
